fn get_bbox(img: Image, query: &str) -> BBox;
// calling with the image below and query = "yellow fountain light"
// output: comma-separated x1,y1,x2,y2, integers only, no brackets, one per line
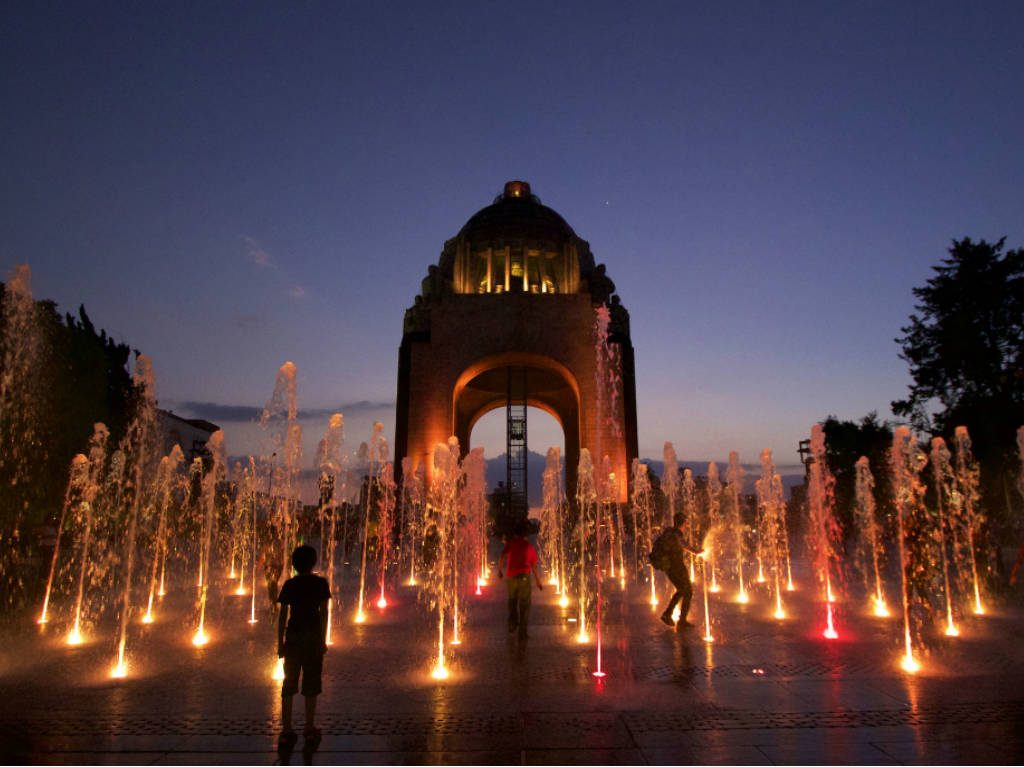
407,578,418,586
191,628,209,647
736,590,749,604
576,631,590,644
354,611,366,624
709,585,721,594
272,657,285,680
773,607,786,620
431,663,449,680
66,627,84,646
944,623,960,637
111,661,128,679
558,594,570,608
141,612,154,625
872,598,890,618
900,652,921,674
703,632,715,643
235,586,246,596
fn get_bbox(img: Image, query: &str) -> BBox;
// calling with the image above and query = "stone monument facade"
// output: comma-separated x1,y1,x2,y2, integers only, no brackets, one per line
395,181,638,503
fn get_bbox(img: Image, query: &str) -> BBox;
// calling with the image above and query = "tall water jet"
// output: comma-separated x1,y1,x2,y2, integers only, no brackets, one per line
630,459,657,608
260,361,301,595
681,468,698,580
929,438,959,635
376,460,396,611
458,446,487,641
806,424,842,639
0,265,46,608
705,462,722,593
725,452,748,603
756,449,787,619
426,439,462,679
315,413,345,643
192,431,226,649
112,356,159,677
355,422,386,623
541,447,566,599
853,457,888,617
891,426,928,672
67,424,109,645
399,457,424,586
952,426,986,615
575,449,597,644
661,443,679,529
39,454,89,625
143,446,184,623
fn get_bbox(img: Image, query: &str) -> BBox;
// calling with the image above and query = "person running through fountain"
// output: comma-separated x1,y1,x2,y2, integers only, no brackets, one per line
277,544,331,749
652,512,704,631
497,519,543,641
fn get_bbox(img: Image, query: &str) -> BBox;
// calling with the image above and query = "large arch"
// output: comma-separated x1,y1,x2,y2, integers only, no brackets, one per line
452,352,581,497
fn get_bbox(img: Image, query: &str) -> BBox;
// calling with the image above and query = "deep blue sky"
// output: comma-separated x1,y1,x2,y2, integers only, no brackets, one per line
3,2,1022,468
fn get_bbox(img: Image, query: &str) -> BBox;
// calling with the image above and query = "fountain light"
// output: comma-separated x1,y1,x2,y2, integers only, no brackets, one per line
191,628,209,647
158,588,166,597
709,584,721,594
736,589,749,604
407,577,418,586
272,657,285,680
823,603,838,639
944,622,960,637
475,584,482,596
234,585,246,597
873,597,890,618
111,661,128,679
773,606,786,620
431,662,449,680
248,616,258,625
354,610,366,624
37,615,48,625
900,651,921,674
786,579,795,592
576,630,590,644
66,627,84,646
559,594,570,608
376,597,388,609
141,611,154,625
592,670,606,678
703,632,715,643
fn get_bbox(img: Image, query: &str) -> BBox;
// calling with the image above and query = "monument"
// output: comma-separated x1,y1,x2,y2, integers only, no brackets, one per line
394,181,638,512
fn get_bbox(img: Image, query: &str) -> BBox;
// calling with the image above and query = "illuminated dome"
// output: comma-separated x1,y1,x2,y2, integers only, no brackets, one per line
443,181,596,296
458,180,578,247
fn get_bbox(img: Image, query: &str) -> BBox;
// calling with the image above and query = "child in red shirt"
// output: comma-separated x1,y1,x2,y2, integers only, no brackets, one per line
498,519,544,640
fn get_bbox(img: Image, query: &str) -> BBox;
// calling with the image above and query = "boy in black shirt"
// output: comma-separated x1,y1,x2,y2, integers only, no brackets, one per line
277,544,331,747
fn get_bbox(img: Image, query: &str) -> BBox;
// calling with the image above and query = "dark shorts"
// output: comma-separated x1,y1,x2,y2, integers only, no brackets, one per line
282,640,324,697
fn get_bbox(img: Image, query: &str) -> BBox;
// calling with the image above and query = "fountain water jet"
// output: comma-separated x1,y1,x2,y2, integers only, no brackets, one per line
929,438,959,635
725,452,747,603
806,424,842,640
891,426,927,672
952,427,986,615
853,457,889,617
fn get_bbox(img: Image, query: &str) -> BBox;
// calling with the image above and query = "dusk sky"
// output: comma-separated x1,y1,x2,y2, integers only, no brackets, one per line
3,2,1022,472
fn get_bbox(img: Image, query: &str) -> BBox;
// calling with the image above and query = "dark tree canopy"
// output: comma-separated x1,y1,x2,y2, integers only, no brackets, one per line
0,286,138,530
893,237,1024,530
822,413,894,546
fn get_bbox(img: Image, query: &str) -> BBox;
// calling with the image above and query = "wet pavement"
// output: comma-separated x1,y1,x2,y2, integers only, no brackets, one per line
3,559,1023,765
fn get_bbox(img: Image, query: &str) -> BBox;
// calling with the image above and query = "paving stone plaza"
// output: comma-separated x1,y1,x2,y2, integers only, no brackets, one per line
3,553,1023,765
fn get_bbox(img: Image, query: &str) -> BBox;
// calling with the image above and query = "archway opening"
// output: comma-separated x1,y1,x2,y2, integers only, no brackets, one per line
470,405,565,514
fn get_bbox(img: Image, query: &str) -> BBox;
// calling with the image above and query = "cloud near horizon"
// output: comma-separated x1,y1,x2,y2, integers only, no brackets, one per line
170,399,395,423
243,236,274,268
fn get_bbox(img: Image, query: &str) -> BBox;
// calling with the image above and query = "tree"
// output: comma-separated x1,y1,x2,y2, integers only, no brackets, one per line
822,413,894,547
893,237,1024,534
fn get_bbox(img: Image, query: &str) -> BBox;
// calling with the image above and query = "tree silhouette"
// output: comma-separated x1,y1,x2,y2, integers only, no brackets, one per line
893,237,1024,534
